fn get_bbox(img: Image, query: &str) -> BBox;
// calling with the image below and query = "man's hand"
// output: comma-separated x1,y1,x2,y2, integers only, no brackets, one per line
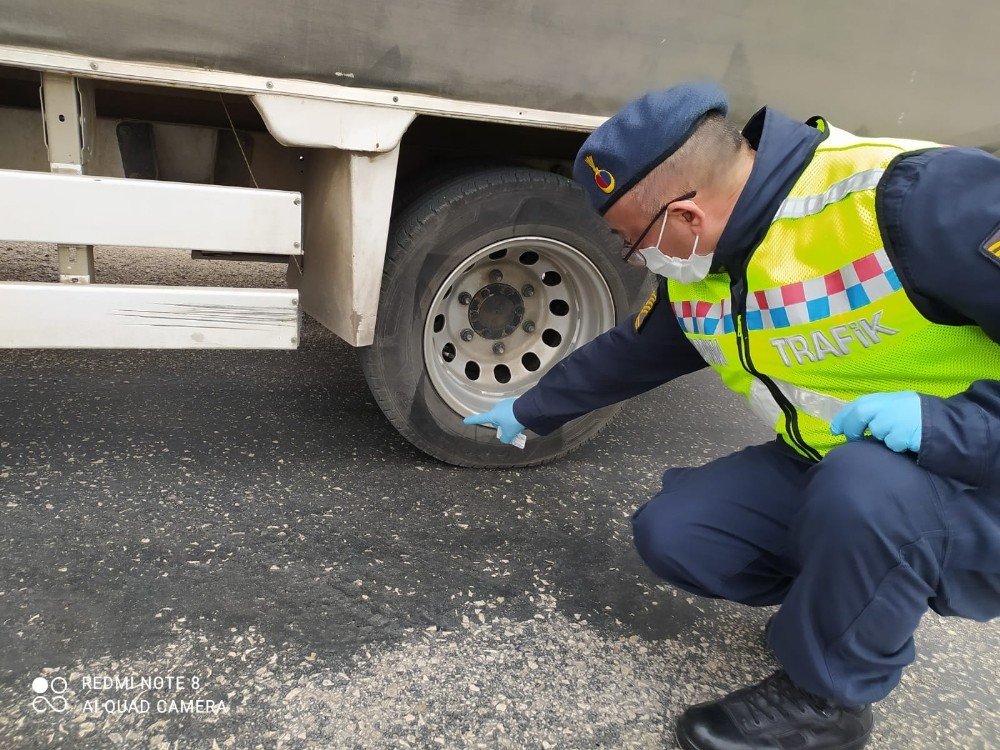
830,391,922,453
463,397,525,445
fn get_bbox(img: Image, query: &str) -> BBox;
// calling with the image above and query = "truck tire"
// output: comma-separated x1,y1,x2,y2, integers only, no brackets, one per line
358,166,648,468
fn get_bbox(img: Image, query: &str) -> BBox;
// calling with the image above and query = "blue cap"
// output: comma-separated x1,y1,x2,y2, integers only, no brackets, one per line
573,82,729,215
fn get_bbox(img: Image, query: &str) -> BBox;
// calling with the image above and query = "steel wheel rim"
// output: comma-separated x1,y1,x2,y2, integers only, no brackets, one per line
423,236,615,417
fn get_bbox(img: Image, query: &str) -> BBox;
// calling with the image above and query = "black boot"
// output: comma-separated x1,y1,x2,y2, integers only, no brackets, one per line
676,670,873,750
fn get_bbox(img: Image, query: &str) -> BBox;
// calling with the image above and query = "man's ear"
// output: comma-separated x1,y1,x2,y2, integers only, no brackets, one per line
669,199,704,230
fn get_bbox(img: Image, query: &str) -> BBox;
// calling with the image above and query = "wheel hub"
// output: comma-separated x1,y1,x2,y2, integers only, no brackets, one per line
467,283,524,339
423,236,615,417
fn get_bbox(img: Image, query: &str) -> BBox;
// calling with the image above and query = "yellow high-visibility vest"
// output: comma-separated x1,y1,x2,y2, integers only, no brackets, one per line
667,119,1000,460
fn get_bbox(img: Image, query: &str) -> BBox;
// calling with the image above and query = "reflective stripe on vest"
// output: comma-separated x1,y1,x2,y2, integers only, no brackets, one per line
773,168,884,221
748,377,848,428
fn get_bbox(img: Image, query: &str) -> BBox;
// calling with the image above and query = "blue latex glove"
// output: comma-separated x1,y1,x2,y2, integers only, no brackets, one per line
463,397,525,445
830,391,922,453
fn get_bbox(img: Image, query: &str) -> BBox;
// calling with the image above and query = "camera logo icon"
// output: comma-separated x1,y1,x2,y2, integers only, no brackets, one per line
31,676,69,713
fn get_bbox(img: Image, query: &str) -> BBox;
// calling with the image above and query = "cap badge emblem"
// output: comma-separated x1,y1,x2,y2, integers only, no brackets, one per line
584,155,616,194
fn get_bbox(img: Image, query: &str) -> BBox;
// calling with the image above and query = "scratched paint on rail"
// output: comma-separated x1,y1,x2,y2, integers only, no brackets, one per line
112,304,297,330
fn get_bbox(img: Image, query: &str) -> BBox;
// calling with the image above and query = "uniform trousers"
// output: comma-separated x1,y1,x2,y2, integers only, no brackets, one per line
630,438,1000,706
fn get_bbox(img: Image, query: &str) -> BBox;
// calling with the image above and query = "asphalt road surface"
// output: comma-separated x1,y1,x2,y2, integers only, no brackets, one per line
1,246,997,749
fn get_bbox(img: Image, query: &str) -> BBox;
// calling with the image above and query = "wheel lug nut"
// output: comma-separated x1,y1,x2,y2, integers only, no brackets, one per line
523,321,536,333
460,329,475,342
492,342,506,355
489,270,503,283
522,284,534,297
458,292,472,305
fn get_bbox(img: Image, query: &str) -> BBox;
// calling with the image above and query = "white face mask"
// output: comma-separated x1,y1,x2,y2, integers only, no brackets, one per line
637,232,713,283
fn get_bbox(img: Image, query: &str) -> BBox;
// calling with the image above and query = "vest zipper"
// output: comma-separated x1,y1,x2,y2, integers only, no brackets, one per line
722,118,829,461
731,277,822,462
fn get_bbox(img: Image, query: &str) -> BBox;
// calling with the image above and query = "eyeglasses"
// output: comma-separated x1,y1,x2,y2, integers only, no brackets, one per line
620,190,697,267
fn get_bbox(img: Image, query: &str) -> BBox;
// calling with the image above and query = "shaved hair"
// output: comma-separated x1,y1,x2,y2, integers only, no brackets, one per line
631,112,749,214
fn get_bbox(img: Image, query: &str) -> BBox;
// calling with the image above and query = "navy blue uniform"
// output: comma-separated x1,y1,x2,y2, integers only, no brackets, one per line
513,108,1000,706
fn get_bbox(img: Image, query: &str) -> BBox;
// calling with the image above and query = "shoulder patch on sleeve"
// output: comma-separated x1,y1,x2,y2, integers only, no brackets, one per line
979,221,1000,269
633,286,660,333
